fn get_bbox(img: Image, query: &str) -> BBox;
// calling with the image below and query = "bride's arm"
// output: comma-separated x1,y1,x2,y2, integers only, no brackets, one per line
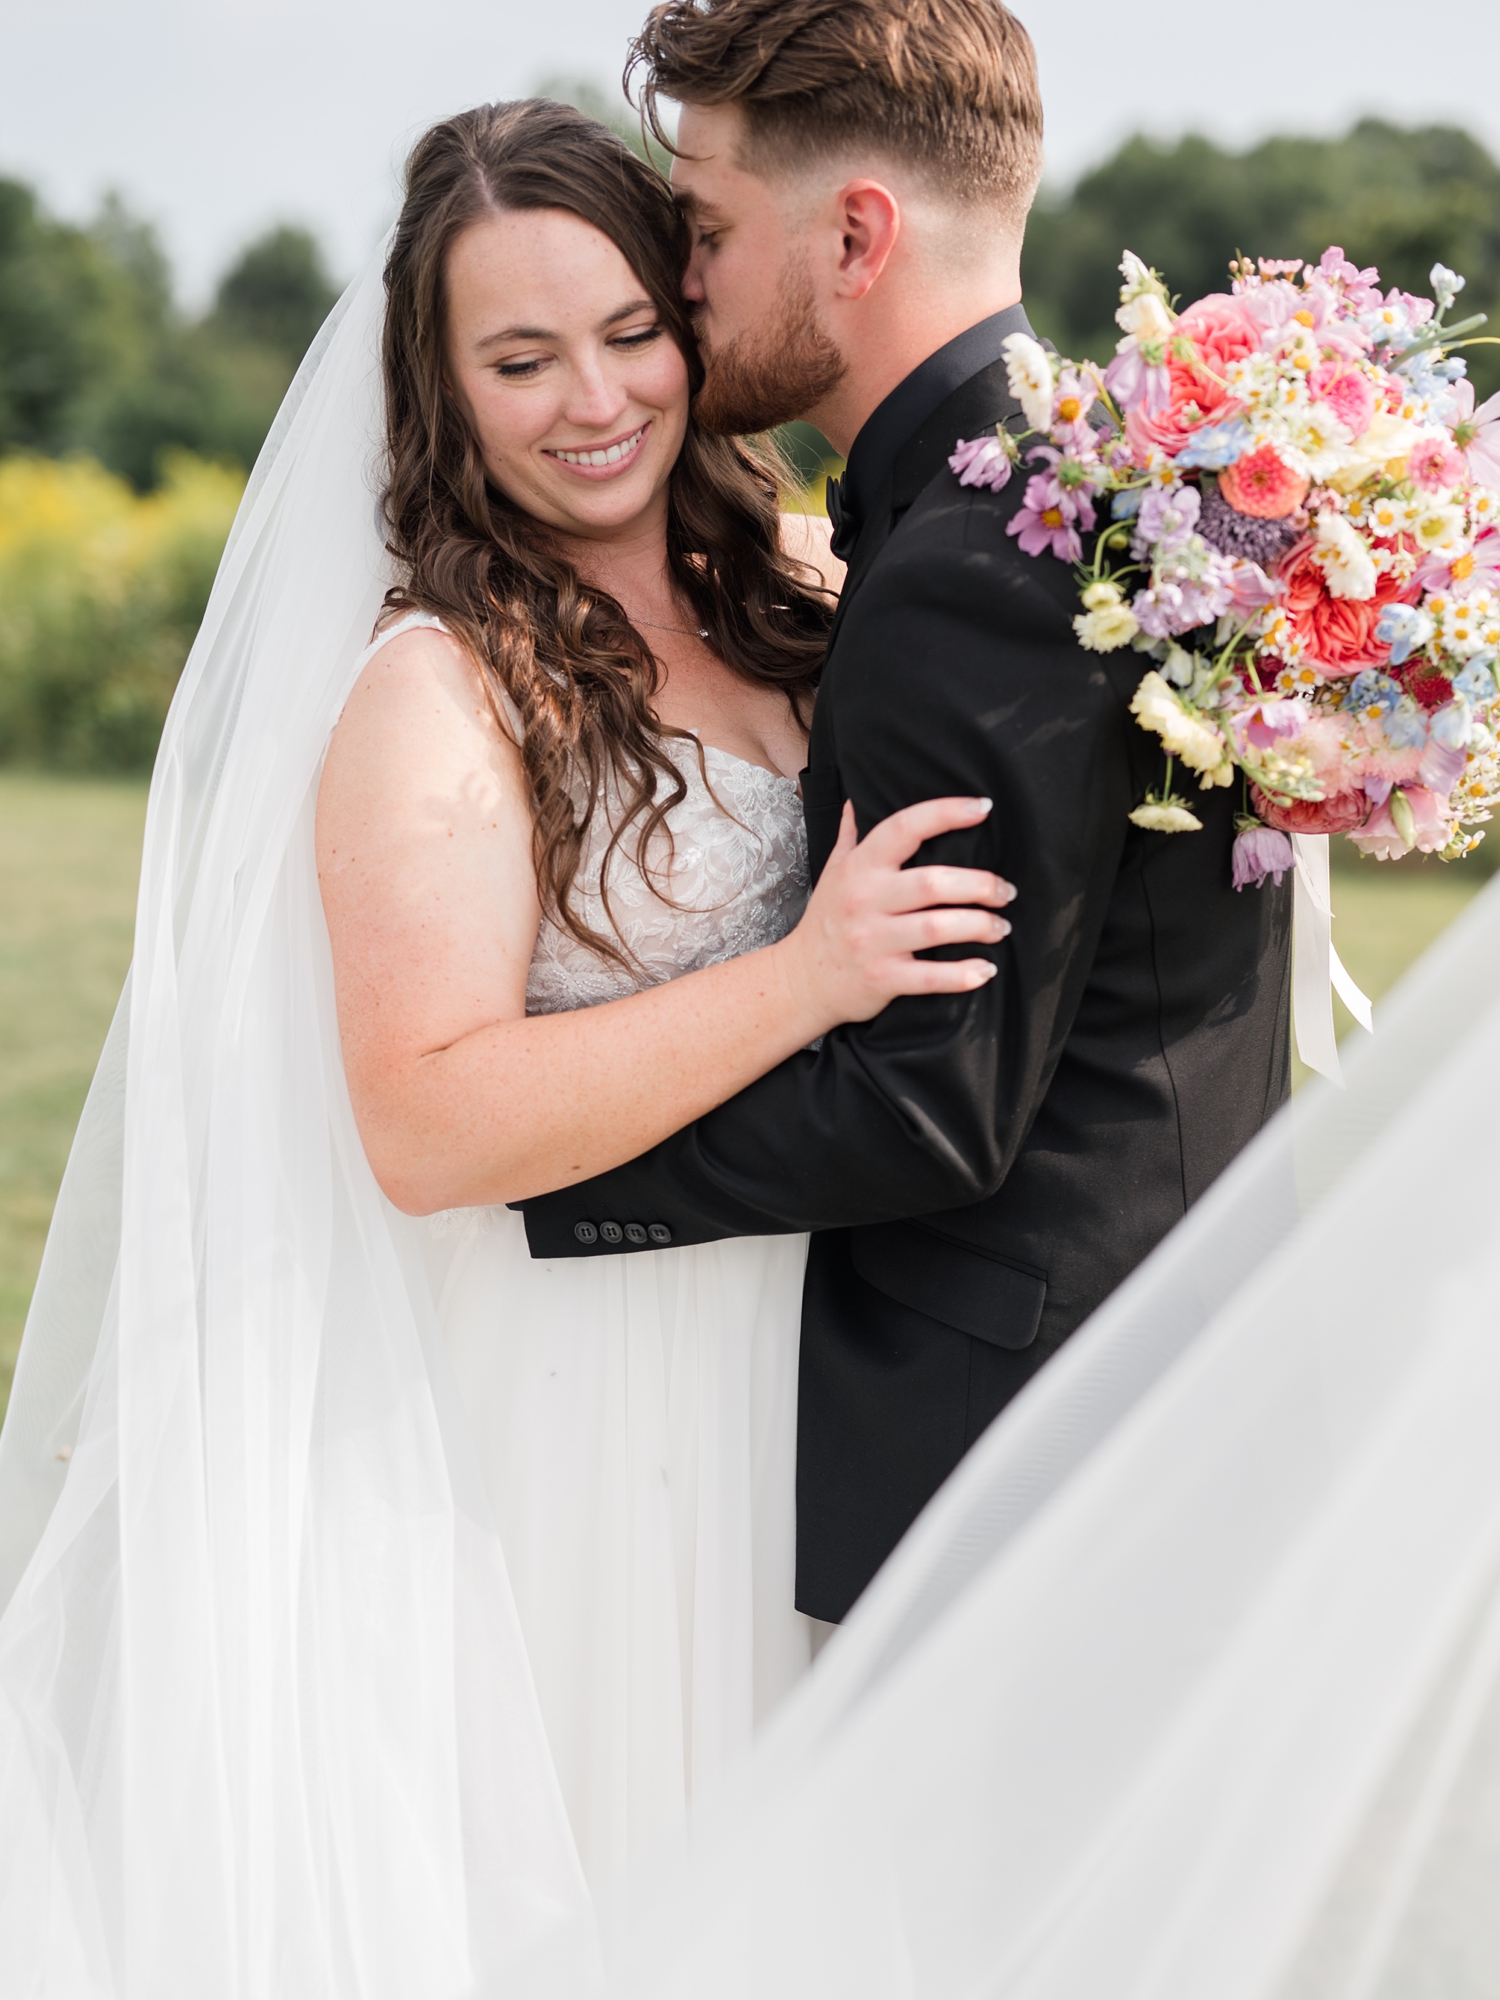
317,625,1011,1216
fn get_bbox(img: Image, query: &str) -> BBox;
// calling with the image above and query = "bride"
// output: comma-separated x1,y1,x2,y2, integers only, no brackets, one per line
0,97,1007,1993
321,98,1010,1883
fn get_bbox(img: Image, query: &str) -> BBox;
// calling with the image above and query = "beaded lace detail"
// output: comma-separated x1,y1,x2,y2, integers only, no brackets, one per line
525,745,809,1015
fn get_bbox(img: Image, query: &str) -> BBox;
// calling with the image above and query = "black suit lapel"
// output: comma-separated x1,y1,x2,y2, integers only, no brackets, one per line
826,358,1024,651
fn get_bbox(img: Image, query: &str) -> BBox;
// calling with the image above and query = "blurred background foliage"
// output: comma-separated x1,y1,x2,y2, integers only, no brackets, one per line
1,112,1498,778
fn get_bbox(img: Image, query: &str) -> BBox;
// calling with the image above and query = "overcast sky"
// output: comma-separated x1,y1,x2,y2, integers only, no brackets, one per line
5,0,1499,304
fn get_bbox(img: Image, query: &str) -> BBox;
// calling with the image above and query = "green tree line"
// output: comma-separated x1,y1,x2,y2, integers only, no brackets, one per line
0,183,338,490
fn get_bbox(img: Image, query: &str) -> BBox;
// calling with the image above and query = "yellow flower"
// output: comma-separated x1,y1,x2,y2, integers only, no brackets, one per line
1074,604,1140,652
1129,800,1203,833
1130,670,1231,777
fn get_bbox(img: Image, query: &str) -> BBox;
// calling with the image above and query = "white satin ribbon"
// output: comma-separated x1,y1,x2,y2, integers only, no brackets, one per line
1290,831,1374,1086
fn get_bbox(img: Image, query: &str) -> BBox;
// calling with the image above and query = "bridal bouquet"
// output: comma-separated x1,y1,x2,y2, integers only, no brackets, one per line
951,247,1500,885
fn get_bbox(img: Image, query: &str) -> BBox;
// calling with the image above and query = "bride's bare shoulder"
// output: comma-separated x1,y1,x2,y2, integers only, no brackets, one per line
333,618,519,757
317,616,530,888
779,509,845,598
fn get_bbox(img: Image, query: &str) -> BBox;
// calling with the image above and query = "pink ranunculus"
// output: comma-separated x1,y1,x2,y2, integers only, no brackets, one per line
1219,445,1310,520
1126,293,1263,457
1407,432,1467,493
1309,360,1377,438
1250,785,1370,835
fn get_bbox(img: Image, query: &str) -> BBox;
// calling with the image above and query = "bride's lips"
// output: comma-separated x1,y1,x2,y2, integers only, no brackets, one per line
543,421,650,481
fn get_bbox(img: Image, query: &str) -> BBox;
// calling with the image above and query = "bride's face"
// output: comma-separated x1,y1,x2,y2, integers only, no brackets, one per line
444,207,690,543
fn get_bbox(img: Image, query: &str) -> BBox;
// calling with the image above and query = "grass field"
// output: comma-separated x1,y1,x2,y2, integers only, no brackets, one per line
0,772,1491,1426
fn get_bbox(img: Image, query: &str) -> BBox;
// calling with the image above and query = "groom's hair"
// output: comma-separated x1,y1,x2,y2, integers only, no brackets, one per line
628,0,1043,226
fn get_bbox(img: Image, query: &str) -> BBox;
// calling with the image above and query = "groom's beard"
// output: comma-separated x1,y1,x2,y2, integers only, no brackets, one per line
692,254,847,437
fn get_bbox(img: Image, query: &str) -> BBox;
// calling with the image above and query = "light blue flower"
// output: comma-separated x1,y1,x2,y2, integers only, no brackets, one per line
1375,603,1434,667
1111,487,1144,520
1345,670,1401,715
1343,671,1428,749
1429,697,1471,749
1175,420,1253,471
1454,657,1499,704
1386,701,1429,750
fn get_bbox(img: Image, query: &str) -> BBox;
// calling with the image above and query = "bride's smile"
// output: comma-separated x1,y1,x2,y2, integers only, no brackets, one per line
444,203,688,540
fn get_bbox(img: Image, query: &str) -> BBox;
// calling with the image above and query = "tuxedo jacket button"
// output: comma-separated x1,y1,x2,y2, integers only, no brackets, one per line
623,1222,648,1245
573,1220,598,1245
599,1220,624,1245
647,1222,672,1246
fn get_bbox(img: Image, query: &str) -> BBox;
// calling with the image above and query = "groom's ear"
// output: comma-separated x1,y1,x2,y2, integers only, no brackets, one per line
825,182,901,303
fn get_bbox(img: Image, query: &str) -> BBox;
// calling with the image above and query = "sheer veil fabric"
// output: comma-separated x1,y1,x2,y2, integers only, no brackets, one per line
522,867,1500,2000
0,251,591,1996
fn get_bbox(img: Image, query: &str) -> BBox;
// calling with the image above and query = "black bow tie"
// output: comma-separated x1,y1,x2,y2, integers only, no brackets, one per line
825,474,858,563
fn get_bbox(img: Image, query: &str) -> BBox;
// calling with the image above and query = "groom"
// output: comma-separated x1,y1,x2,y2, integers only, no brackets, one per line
521,0,1292,1621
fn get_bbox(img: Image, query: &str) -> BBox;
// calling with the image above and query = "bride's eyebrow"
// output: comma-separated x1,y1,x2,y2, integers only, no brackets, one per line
475,299,657,350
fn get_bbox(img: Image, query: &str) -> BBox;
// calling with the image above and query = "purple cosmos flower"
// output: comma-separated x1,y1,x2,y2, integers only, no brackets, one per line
1007,467,1095,562
1232,823,1295,890
949,434,1015,492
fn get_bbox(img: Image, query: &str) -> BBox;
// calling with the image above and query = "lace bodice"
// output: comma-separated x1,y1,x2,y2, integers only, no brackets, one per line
526,745,809,1013
364,611,808,1014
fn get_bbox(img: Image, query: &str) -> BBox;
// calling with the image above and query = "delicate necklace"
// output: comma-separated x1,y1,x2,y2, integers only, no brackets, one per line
627,611,709,640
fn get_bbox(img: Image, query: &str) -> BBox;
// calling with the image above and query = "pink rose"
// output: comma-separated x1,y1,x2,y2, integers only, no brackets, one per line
1127,294,1264,457
1309,360,1376,438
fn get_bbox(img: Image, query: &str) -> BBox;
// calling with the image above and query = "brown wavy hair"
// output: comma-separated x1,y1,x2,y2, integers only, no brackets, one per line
380,97,831,967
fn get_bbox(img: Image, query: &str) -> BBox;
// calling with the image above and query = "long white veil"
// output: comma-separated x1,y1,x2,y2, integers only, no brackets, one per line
5,230,1499,1998
0,249,590,1997
548,864,1500,2000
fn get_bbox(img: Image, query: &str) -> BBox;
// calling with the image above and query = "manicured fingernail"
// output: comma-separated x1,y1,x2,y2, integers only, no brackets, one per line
974,797,993,813
996,920,1011,939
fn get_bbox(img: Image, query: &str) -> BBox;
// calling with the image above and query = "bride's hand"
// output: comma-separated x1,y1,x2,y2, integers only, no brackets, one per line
782,797,1016,1028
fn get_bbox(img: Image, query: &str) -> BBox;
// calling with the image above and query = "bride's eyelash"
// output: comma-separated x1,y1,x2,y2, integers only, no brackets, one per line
495,326,662,379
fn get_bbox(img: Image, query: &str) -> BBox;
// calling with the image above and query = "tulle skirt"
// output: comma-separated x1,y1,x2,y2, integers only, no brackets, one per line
419,1208,814,1891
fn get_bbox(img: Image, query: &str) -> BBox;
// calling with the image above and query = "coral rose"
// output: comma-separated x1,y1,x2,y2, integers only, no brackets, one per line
1219,445,1310,519
1279,538,1416,678
1126,293,1263,457
1249,784,1369,834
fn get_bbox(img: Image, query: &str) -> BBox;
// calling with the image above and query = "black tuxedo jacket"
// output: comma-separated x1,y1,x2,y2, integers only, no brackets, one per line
518,310,1292,1621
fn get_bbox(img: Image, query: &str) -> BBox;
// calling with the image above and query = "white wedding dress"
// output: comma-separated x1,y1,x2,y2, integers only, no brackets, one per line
391,611,816,1887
